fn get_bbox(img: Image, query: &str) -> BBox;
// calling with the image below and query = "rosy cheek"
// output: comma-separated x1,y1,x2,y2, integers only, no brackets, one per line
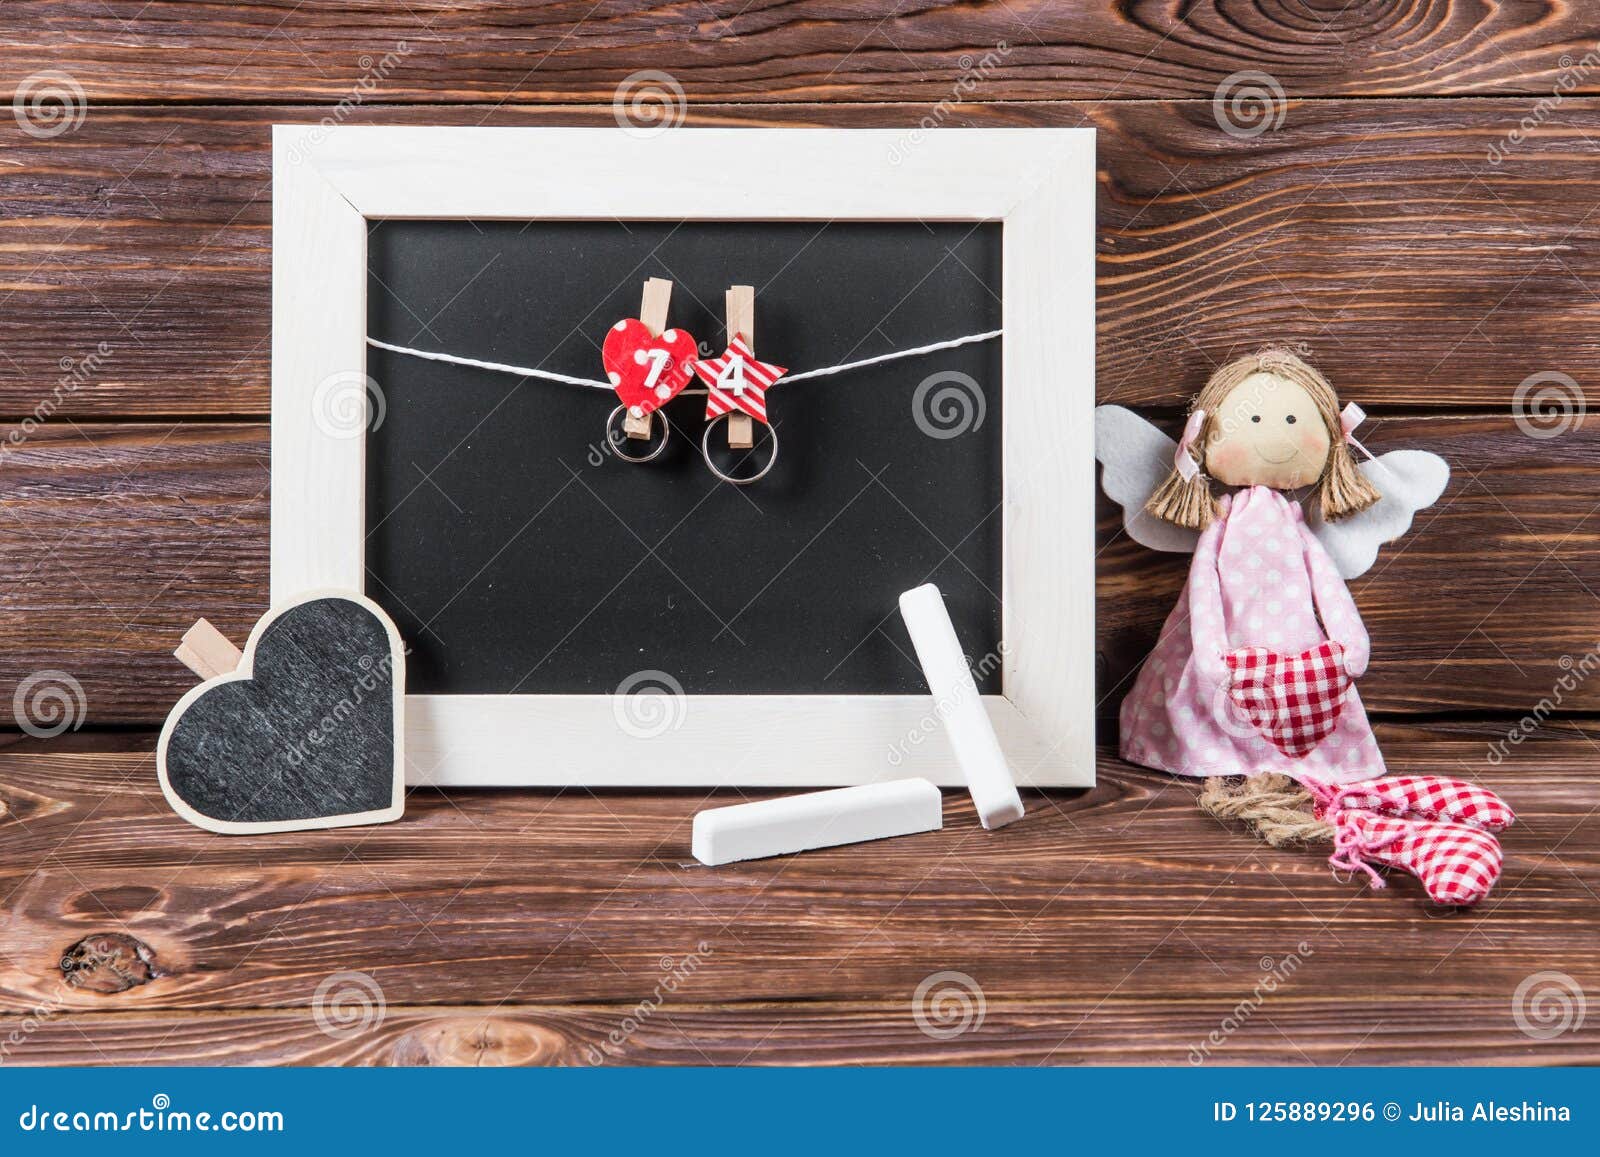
1299,437,1330,471
1207,445,1248,477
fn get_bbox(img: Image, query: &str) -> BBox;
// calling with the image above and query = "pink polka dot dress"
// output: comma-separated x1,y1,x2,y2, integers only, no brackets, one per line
1119,486,1385,783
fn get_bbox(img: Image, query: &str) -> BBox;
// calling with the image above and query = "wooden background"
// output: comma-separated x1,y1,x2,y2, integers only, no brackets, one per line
1,2,1597,1065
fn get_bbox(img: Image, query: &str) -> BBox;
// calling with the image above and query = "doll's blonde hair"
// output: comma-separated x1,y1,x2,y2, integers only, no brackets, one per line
1144,347,1381,531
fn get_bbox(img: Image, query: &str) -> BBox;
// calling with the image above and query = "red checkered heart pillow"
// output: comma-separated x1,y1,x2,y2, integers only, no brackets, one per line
1225,640,1352,758
1330,808,1503,907
1304,775,1515,833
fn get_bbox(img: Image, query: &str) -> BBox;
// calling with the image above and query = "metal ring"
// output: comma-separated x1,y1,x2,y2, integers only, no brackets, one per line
700,415,778,485
605,405,670,464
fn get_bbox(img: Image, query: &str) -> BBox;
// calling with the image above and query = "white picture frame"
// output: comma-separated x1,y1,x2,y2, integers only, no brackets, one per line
272,125,1096,789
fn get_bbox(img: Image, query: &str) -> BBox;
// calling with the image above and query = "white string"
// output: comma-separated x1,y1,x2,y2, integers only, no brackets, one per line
364,328,1003,389
365,337,612,389
780,329,1003,383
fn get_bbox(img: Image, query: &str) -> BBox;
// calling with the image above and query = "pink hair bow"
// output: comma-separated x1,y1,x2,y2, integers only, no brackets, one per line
1340,402,1376,462
1174,409,1206,481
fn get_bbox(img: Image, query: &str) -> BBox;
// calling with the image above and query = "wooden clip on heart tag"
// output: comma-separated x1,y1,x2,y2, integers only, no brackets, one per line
159,591,406,835
601,277,697,461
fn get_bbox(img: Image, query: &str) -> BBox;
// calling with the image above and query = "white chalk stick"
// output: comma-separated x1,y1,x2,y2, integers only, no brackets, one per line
692,779,943,866
898,583,1025,830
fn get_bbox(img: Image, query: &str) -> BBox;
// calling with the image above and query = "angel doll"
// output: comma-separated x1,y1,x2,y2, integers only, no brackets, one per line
1097,348,1513,906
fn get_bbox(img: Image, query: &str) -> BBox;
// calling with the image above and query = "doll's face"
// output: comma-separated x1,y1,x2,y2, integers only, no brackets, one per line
1203,373,1331,490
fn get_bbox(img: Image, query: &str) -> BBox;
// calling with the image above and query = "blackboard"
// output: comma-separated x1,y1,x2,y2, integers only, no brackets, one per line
365,221,1002,695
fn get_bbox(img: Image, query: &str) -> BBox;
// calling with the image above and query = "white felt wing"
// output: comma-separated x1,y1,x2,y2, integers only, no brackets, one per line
1094,404,1200,554
1307,450,1450,580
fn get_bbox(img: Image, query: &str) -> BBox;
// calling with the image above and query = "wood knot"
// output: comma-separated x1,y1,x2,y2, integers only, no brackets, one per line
59,933,163,994
387,1017,564,1066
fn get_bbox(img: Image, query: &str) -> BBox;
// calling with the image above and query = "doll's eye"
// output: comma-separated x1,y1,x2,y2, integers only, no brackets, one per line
1285,414,1297,424
1250,415,1261,423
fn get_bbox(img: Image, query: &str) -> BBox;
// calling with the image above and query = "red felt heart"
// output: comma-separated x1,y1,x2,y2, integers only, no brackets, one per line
1225,640,1351,758
601,318,698,417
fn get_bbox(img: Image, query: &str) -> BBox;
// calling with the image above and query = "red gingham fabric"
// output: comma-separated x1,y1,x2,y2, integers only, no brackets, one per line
1224,640,1351,758
1329,808,1503,906
693,335,787,424
1304,774,1515,833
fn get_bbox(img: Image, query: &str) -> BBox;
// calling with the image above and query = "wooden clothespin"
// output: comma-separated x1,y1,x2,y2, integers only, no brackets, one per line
691,286,787,483
174,618,243,680
725,285,756,450
624,277,675,441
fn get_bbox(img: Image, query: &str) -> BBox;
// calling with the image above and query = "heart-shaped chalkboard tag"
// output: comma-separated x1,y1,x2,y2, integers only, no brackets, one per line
158,591,406,835
601,317,698,417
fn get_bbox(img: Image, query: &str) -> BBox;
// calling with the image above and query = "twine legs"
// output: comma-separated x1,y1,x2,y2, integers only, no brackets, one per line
1197,773,1335,847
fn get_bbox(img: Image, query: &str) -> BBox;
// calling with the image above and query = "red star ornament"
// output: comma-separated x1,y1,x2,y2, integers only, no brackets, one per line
692,335,787,425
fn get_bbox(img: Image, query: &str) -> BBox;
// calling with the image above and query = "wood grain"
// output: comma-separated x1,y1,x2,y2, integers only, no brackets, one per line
6,101,1600,416
3,999,1595,1067
4,4,1599,1070
0,728,1594,1020
3,416,1598,724
1095,98,1600,408
3,3,1599,104
0,422,268,724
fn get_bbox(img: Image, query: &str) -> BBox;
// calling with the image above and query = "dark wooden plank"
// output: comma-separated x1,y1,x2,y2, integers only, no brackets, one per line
1099,414,1600,717
3,3,1598,104
4,416,1598,724
1,727,1594,1016
1095,100,1600,408
2,999,1595,1066
0,107,274,418
5,101,1600,418
0,422,268,724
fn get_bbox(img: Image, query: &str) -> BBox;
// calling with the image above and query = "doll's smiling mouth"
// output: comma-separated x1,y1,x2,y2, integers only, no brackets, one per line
1255,445,1300,465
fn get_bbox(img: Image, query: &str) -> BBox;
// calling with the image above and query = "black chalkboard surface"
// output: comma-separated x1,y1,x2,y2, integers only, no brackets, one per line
159,596,404,833
366,221,1002,695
